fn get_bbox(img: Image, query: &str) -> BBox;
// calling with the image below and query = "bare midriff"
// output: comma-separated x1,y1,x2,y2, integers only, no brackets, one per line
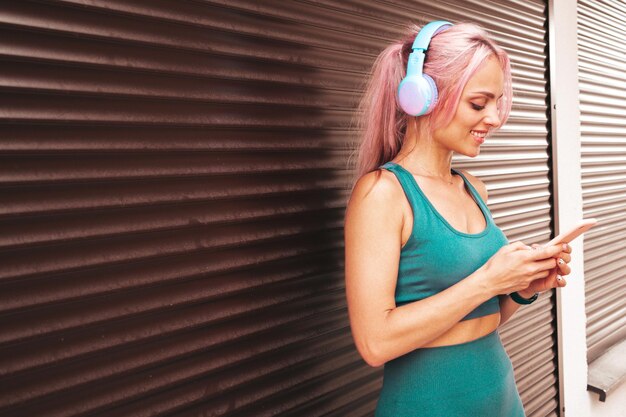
421,312,501,348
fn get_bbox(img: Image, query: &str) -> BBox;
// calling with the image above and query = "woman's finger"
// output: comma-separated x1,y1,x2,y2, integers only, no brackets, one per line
557,259,571,276
529,245,563,261
536,257,558,272
559,253,571,264
544,269,558,289
549,274,562,289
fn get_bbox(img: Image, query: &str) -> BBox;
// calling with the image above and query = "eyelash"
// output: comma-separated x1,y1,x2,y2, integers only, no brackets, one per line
471,103,485,111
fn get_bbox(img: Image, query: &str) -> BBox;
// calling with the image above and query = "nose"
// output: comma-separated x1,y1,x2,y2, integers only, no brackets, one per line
485,105,501,129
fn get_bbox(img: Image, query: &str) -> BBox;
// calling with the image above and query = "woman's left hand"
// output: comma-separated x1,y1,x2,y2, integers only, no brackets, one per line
518,243,572,296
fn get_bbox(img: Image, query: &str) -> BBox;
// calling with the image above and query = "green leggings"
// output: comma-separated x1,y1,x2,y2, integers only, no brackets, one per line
375,330,526,417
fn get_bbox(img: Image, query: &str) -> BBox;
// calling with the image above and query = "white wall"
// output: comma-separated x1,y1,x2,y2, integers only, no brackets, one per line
550,1,625,416
549,0,586,415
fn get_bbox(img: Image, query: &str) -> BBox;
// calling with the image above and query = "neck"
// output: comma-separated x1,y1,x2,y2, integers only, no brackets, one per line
396,120,453,177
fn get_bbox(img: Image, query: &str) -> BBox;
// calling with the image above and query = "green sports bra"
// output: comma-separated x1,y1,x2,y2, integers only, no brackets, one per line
380,162,509,320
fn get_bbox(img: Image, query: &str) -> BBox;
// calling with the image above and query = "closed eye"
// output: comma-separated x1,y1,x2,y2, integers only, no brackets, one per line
471,103,485,111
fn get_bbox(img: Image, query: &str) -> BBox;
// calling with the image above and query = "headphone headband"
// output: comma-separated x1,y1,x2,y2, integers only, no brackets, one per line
411,20,453,51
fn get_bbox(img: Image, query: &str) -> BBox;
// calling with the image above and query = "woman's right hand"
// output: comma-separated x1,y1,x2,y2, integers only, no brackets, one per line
478,241,563,296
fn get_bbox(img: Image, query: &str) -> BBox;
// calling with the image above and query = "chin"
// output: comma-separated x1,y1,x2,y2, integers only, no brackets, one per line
459,148,481,158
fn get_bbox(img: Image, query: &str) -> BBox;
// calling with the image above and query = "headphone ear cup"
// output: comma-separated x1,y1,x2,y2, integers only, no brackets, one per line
422,74,439,115
398,75,435,116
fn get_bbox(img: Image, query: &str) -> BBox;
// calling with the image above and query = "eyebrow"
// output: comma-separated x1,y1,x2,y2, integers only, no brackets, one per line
470,91,504,99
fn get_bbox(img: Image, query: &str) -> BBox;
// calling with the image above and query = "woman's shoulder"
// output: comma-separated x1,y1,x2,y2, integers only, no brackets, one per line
345,168,405,222
350,168,403,202
457,169,488,202
344,168,406,242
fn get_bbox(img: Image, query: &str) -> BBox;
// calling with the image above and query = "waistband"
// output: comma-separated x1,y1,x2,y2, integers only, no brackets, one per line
420,329,500,352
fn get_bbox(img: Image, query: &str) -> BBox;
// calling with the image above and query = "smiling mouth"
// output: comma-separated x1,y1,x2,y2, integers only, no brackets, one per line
470,130,488,139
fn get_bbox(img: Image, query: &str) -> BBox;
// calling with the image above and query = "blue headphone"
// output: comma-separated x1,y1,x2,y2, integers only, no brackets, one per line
398,20,453,116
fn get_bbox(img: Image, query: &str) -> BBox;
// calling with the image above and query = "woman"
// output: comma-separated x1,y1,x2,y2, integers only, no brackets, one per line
344,21,572,416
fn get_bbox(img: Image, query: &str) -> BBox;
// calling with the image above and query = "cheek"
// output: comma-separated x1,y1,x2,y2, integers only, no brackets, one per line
449,107,476,130
451,116,473,135
458,109,479,127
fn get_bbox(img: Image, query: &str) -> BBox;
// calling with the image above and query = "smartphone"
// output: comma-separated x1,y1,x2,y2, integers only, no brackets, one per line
544,218,598,247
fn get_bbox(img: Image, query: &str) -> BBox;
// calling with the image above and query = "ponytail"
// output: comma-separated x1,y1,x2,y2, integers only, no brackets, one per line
349,40,410,189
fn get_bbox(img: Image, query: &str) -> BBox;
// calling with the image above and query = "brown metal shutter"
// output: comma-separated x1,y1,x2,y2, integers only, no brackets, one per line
0,0,377,415
0,1,554,417
577,0,626,363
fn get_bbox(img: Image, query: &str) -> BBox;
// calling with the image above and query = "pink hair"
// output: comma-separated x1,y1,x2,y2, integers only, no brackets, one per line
349,22,513,187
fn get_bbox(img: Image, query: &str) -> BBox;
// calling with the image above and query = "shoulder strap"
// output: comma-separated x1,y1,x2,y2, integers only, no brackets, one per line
379,162,417,196
379,162,430,217
452,169,494,220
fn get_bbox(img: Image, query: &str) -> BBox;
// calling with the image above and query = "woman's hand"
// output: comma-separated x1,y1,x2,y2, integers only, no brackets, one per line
478,241,563,296
518,243,572,296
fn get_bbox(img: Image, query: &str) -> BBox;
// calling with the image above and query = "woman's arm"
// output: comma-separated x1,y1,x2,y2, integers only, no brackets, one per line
498,289,534,326
344,171,562,367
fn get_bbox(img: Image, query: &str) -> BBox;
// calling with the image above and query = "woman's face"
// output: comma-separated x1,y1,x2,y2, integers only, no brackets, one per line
432,55,504,157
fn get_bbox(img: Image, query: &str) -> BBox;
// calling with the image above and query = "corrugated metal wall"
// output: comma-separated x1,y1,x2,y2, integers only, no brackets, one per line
0,0,557,416
577,0,626,364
